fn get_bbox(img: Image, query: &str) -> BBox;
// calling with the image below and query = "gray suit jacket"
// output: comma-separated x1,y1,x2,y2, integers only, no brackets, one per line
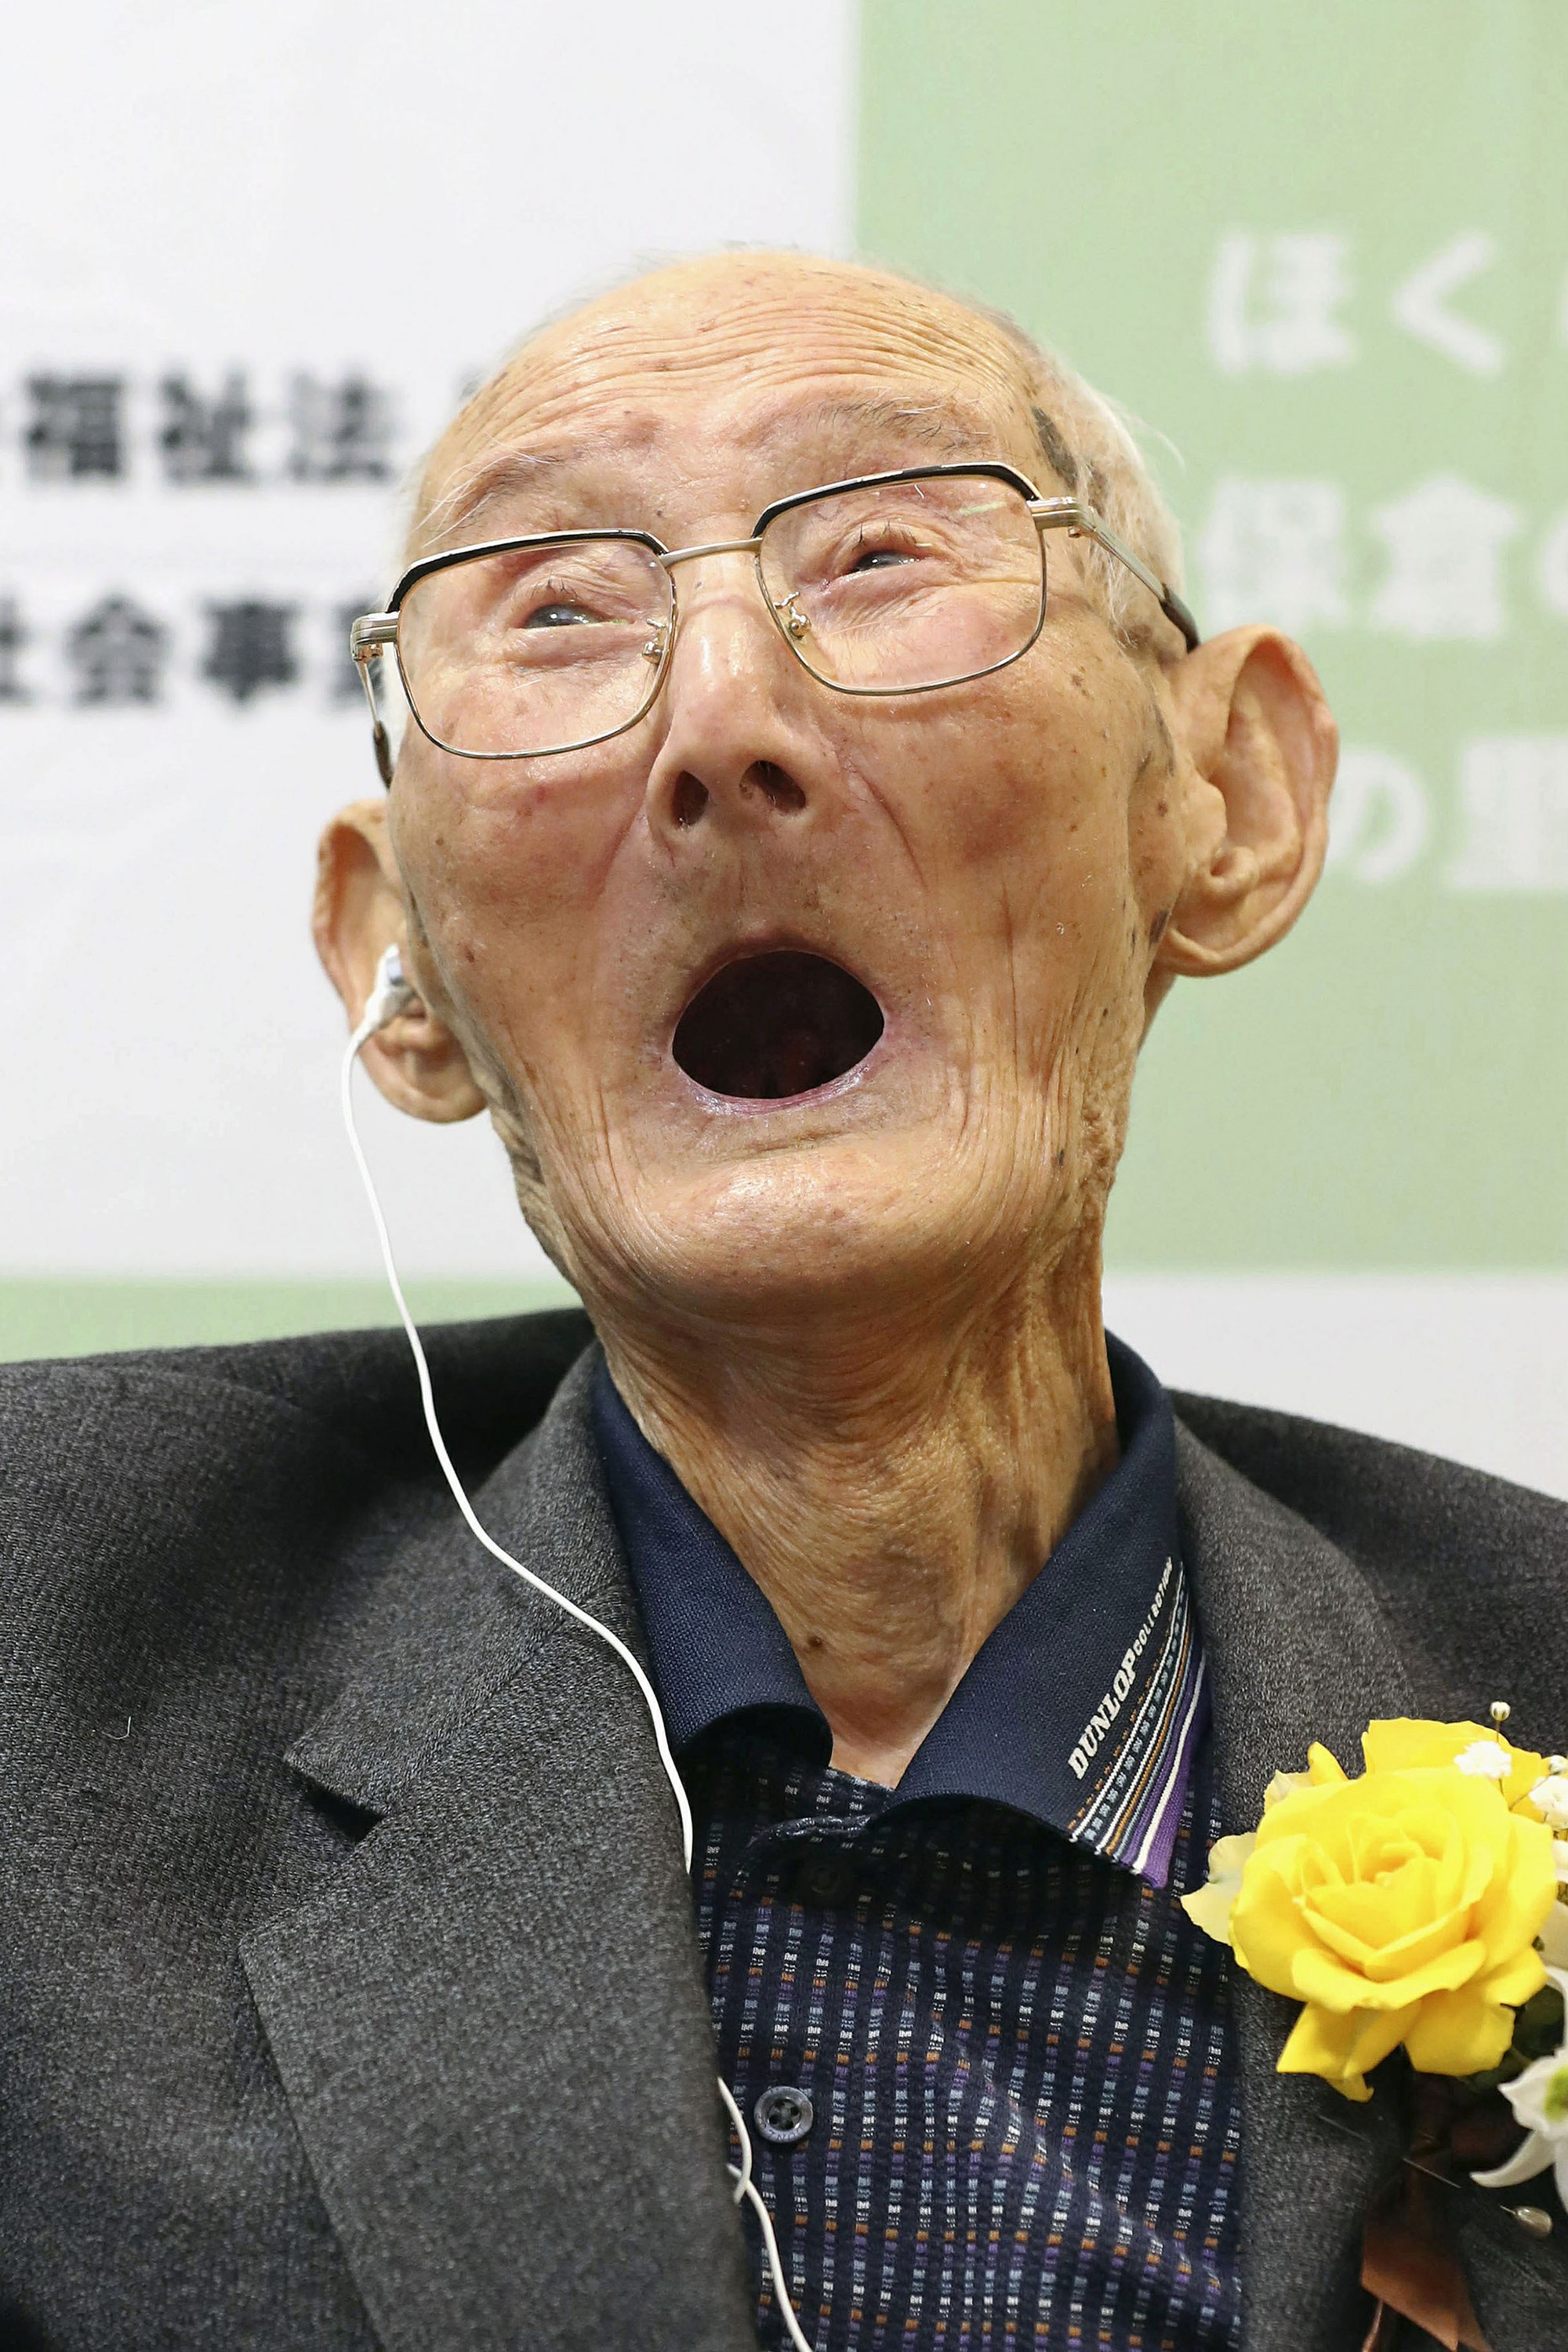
1,1309,1564,2350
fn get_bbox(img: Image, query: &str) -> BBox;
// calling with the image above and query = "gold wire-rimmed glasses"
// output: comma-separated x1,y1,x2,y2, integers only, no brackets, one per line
349,461,1200,783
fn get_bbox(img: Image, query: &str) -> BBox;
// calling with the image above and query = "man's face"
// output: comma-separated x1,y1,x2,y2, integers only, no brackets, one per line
385,258,1192,1329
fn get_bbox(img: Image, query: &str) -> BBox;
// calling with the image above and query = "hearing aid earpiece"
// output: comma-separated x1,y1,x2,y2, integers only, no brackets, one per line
358,943,421,1039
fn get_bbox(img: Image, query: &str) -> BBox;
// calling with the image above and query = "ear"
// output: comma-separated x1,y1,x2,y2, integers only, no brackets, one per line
312,798,485,1123
1158,627,1338,978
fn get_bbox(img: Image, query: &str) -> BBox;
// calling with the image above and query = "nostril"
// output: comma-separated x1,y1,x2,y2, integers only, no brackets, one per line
670,773,709,828
747,761,807,813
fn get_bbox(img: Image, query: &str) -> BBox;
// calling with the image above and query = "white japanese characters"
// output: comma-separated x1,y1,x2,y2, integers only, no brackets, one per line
0,366,426,708
1199,480,1349,635
1449,739,1568,891
1368,478,1522,643
1207,227,1510,378
1208,234,1358,376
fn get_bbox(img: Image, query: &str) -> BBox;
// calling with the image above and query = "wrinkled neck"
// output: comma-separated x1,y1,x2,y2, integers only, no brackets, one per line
596,1249,1120,1786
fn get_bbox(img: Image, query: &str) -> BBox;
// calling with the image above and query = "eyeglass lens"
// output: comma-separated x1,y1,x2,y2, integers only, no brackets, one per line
394,473,1047,759
397,536,672,760
757,474,1044,695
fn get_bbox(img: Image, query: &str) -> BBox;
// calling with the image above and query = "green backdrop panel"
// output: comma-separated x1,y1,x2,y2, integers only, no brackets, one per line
859,0,1568,1265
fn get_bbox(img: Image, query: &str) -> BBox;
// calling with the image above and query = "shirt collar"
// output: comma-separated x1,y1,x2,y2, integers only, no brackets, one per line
589,1335,1206,1887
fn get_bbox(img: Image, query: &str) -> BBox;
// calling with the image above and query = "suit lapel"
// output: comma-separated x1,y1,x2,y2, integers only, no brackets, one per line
1175,1419,1416,2352
241,1350,756,2352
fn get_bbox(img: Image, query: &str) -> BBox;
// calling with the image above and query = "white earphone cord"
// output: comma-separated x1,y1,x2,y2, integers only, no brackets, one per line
343,993,817,2352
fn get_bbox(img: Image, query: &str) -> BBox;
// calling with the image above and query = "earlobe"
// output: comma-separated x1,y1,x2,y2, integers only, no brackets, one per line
312,799,486,1123
1157,627,1337,979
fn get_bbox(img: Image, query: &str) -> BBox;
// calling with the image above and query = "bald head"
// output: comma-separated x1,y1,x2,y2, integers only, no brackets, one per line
405,250,1182,643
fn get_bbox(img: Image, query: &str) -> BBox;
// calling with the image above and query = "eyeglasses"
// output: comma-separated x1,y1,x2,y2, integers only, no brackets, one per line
349,461,1200,782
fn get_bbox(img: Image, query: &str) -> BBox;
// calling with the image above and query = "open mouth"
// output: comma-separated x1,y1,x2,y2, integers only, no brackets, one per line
671,950,885,1102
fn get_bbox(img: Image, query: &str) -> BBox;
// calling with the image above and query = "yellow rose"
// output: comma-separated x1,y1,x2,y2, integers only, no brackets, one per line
1226,1760,1556,2100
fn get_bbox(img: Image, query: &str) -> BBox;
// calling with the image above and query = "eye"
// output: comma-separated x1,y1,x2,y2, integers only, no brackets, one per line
838,523,929,577
519,596,595,629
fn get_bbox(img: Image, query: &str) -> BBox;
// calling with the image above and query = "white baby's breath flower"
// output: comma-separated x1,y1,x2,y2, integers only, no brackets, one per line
1454,1737,1513,1780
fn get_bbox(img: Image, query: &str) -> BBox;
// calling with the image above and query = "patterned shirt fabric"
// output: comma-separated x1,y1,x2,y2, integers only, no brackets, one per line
590,1337,1242,2351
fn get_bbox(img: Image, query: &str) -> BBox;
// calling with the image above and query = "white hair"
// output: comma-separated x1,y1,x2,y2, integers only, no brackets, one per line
959,291,1185,646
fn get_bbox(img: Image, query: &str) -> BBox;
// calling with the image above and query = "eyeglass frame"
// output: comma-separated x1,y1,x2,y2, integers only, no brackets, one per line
349,459,1201,785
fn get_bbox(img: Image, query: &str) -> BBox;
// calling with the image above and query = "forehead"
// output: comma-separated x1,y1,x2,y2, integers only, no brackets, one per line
413,259,1044,553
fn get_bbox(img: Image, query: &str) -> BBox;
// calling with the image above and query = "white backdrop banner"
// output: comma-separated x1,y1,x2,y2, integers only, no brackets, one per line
2,1,855,1278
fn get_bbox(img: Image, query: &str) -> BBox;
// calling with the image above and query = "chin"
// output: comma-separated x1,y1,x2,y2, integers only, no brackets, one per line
575,1131,1020,1333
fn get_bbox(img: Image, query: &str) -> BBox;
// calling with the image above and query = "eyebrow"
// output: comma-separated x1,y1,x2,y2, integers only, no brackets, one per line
416,447,592,553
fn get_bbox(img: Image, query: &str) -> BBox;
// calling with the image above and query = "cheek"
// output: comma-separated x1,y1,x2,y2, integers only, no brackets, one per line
392,747,639,1043
868,670,1140,993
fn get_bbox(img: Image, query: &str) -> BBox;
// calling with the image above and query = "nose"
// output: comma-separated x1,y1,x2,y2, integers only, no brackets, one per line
643,550,812,839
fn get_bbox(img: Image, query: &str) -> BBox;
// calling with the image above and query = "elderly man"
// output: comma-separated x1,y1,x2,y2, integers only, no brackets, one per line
2,252,1564,2352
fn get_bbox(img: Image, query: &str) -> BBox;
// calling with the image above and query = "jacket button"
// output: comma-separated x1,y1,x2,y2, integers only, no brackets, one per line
755,2085,815,2147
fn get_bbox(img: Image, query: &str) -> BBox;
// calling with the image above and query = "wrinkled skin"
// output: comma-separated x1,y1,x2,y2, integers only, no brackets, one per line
316,253,1336,1782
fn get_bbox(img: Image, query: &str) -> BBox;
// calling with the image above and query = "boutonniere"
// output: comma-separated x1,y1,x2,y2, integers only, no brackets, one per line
1182,1706,1568,2352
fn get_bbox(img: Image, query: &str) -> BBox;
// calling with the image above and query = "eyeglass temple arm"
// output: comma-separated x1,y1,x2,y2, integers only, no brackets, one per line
1030,499,1200,653
351,615,398,786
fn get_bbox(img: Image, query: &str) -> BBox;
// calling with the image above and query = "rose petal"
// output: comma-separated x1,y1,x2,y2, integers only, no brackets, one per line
1473,1814,1558,1969
1481,1943,1547,2011
1402,1985,1517,2076
1363,1719,1493,1774
1263,1768,1314,1811
1293,1936,1483,2016
1179,1832,1257,1947
1231,1849,1319,1999
1363,1719,1548,1809
1277,1999,1414,2102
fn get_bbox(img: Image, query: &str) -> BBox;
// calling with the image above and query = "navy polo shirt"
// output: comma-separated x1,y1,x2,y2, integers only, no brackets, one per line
591,1335,1241,2350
